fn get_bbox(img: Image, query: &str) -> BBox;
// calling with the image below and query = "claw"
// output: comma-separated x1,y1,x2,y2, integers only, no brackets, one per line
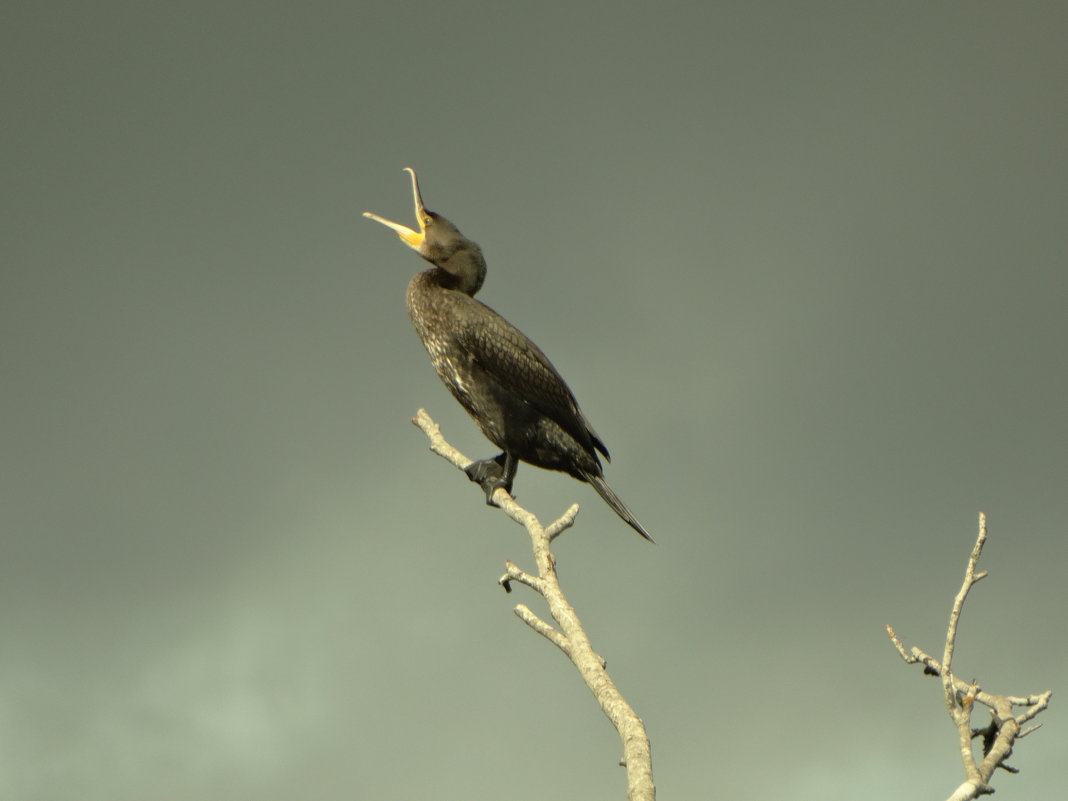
463,452,518,506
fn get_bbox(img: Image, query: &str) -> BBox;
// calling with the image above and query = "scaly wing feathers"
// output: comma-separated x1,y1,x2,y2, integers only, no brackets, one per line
454,299,610,460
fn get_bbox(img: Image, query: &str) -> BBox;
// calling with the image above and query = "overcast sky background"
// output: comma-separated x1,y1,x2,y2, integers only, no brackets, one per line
3,2,1066,799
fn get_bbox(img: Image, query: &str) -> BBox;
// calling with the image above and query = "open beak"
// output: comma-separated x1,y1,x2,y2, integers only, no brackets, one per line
363,167,427,250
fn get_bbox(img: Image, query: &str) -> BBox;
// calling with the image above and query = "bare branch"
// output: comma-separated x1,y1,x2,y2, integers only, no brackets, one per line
887,513,1053,801
412,409,655,801
499,560,541,593
514,603,571,653
546,503,580,540
941,512,987,721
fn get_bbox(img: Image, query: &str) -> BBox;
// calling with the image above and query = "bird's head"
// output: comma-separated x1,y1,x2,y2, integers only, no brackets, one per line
364,168,486,294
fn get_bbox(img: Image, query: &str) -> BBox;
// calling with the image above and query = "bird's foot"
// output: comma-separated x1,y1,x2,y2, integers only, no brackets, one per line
464,454,513,507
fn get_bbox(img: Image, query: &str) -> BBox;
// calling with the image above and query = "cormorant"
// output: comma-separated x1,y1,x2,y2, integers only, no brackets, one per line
364,168,653,542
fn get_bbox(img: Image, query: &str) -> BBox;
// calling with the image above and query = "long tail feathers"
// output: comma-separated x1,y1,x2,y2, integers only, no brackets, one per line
583,472,655,543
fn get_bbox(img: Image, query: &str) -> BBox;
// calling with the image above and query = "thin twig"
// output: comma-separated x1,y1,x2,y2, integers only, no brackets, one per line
941,513,989,789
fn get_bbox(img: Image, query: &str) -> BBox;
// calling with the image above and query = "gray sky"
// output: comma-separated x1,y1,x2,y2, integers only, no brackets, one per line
3,2,1066,799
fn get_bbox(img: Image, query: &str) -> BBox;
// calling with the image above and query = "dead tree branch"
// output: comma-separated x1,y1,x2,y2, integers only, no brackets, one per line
887,513,1052,800
412,408,655,801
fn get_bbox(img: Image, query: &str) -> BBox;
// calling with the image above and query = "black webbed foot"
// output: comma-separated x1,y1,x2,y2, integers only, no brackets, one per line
463,452,518,507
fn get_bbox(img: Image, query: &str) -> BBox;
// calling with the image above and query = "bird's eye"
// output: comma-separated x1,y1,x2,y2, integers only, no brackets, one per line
422,215,433,226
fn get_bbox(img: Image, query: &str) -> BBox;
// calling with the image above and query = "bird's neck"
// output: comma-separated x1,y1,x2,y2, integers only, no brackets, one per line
430,247,486,296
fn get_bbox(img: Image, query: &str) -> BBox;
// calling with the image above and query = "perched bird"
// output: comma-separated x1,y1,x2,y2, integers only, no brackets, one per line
364,168,653,542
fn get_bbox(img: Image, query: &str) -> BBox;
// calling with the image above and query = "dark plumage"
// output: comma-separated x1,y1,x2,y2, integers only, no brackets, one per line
364,168,653,542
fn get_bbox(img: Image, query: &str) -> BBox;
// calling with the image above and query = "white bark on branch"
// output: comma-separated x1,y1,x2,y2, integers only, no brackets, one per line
887,513,1052,801
412,408,655,801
